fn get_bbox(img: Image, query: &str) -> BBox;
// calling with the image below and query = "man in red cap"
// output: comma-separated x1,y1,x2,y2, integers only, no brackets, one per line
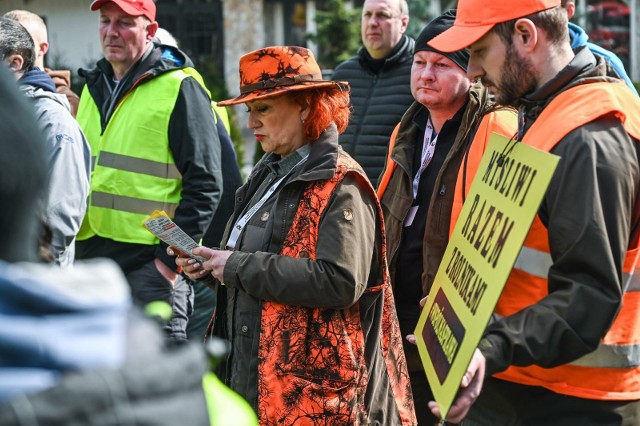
75,0,223,341
423,1,640,424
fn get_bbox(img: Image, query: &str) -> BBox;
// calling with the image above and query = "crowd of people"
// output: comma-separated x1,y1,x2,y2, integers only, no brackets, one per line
1,0,640,424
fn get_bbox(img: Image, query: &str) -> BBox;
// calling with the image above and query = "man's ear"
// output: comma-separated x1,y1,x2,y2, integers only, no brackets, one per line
5,53,24,73
146,21,159,41
39,41,49,58
513,18,538,54
400,15,409,33
565,2,576,20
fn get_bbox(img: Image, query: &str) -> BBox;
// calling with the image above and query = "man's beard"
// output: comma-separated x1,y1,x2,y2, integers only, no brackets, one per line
484,43,538,107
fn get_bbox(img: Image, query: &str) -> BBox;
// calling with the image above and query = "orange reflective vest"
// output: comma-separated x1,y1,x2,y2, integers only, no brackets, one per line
256,153,416,424
453,82,640,400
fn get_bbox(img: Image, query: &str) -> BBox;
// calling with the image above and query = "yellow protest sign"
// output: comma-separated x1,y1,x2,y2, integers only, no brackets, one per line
414,133,560,419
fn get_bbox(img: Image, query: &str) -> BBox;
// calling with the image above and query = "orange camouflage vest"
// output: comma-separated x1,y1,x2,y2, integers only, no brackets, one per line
256,153,417,425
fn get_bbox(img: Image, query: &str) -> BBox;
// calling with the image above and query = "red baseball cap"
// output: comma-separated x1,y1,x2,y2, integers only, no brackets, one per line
90,0,156,22
428,0,560,52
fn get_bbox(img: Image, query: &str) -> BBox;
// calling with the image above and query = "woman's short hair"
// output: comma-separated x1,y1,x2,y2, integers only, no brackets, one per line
289,87,351,142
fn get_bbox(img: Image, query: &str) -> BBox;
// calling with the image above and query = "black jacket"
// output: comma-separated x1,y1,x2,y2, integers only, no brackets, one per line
332,35,415,182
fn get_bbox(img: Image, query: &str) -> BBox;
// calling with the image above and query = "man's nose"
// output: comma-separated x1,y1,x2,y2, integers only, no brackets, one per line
104,21,118,36
467,57,483,83
420,65,435,81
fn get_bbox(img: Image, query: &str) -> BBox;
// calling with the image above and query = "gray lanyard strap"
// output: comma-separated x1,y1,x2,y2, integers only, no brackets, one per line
412,117,438,200
226,154,308,249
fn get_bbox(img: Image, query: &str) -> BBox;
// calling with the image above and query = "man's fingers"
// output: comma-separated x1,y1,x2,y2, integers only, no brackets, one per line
428,401,442,420
419,296,428,308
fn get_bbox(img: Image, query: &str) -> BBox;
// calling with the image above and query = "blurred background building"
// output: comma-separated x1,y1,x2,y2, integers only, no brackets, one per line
1,0,637,172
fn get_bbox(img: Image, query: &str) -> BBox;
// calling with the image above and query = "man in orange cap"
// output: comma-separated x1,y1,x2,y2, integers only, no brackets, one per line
75,0,222,341
424,0,640,424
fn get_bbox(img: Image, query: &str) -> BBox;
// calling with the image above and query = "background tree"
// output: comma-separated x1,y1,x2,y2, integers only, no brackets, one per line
406,0,432,38
309,0,361,70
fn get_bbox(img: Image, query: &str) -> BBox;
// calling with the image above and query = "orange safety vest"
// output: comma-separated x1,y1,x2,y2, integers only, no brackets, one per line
256,153,417,425
453,82,640,400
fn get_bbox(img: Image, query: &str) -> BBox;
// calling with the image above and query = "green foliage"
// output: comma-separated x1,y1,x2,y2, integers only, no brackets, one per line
309,0,361,69
635,81,640,95
406,0,432,39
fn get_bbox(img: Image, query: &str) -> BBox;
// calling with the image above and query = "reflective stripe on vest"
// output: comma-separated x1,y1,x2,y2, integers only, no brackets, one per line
77,69,191,244
513,245,640,370
91,191,178,217
96,151,181,179
489,82,640,400
515,246,638,290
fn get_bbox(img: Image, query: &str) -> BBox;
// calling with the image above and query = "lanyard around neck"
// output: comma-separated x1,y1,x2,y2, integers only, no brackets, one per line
412,117,438,199
226,154,309,249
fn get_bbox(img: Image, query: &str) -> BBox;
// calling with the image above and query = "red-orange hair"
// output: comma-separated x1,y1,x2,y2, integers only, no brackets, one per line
289,87,351,142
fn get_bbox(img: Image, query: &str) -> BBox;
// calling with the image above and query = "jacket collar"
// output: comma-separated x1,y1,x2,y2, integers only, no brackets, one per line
391,83,492,172
79,43,195,128
19,68,56,93
250,124,340,184
358,35,415,73
518,46,618,137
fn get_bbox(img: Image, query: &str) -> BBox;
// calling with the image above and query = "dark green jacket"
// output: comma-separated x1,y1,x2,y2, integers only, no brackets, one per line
379,83,514,370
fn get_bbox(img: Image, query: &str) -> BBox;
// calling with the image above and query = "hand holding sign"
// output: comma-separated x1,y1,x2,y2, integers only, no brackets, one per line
413,133,559,421
428,349,486,423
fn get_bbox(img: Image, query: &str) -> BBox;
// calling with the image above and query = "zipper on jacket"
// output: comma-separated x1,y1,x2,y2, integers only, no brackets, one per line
439,184,446,196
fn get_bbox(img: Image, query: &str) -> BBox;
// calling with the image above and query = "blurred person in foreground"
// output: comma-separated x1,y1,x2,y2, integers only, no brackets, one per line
0,16,90,268
424,0,640,423
0,61,212,426
0,60,257,426
171,45,417,425
4,9,82,116
376,10,517,424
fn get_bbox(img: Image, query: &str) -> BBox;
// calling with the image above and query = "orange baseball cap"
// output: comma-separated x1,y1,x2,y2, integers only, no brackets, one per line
90,0,156,22
428,0,560,53
218,46,348,106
